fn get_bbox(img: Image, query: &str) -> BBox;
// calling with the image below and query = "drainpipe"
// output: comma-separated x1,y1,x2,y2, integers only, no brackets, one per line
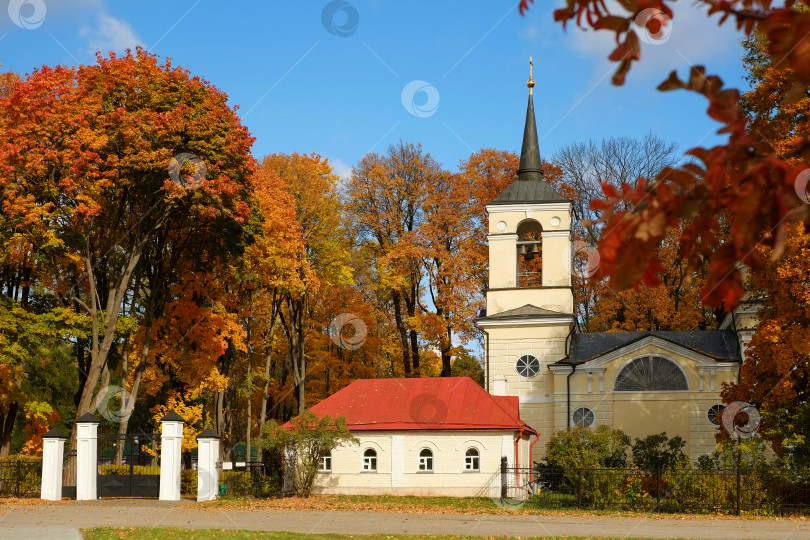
528,432,539,482
514,427,523,483
479,326,490,393
566,365,576,429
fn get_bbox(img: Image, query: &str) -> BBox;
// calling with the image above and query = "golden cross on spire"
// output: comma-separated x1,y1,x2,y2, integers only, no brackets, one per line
527,56,536,94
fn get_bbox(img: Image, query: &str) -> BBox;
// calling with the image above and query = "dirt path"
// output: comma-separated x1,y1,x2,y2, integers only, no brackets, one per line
0,499,808,539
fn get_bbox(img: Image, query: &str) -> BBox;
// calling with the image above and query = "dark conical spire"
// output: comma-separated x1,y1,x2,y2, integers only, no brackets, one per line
517,57,543,182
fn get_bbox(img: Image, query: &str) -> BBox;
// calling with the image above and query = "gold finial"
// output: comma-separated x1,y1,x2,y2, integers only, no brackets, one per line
527,56,535,94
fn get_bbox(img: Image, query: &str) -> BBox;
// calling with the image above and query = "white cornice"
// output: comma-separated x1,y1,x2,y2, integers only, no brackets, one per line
487,234,518,241
580,367,606,373
541,231,571,238
486,202,572,214
549,364,575,375
475,317,574,328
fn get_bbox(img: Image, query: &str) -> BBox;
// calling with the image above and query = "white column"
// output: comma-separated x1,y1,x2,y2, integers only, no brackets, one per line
196,428,220,502
492,376,507,396
76,413,99,500
40,428,67,501
159,411,184,501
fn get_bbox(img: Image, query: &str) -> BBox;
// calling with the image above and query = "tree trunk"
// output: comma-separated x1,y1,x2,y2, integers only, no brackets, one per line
0,402,19,457
404,290,420,374
259,292,282,459
441,324,453,377
75,236,147,421
391,290,411,375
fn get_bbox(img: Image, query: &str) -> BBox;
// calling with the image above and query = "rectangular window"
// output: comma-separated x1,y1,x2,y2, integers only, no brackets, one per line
363,456,377,471
318,454,332,472
465,455,479,471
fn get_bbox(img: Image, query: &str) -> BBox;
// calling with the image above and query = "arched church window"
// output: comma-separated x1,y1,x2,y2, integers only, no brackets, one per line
516,219,542,287
613,356,689,392
516,354,541,378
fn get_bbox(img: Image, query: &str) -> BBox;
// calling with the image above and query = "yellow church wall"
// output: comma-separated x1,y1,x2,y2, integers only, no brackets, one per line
539,343,740,461
488,236,517,289
612,398,690,444
485,288,574,315
540,234,572,287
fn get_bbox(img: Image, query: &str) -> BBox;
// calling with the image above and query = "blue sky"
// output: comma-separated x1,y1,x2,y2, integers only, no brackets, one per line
2,0,749,178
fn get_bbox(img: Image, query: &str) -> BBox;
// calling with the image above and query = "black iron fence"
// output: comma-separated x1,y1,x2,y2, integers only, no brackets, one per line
216,461,282,498
493,461,810,515
97,432,161,498
0,457,41,498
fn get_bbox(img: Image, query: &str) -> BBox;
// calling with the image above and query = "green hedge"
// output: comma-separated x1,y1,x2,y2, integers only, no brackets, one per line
219,470,280,497
98,464,159,475
181,469,197,495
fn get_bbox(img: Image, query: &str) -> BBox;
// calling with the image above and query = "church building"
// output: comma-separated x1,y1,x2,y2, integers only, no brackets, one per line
474,65,754,461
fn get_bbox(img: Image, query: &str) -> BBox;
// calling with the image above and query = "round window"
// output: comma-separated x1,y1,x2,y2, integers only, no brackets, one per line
516,354,541,378
707,404,725,426
572,406,595,427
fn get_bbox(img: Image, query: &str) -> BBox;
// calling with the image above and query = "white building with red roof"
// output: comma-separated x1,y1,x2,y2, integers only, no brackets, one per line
308,377,536,496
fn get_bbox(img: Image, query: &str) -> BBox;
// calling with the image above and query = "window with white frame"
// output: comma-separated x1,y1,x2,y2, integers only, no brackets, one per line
363,448,377,472
318,452,332,472
418,448,433,471
465,448,480,471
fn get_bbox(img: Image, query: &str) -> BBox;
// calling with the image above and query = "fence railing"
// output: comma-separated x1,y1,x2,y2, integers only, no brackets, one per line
216,461,282,498
0,458,42,498
490,462,810,515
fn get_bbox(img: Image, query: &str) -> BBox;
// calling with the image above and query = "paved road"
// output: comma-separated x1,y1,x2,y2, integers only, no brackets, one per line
1,499,809,539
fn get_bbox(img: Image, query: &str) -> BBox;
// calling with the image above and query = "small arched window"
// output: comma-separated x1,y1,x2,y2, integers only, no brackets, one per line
465,448,480,471
363,449,377,472
516,219,543,287
418,448,433,472
614,356,688,392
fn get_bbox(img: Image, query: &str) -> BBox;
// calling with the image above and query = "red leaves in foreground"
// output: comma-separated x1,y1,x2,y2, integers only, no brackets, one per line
523,0,810,310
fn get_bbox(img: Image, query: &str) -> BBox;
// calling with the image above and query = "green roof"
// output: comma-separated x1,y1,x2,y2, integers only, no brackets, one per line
489,180,568,205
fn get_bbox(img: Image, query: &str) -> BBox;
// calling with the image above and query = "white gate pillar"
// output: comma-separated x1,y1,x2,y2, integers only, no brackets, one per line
40,427,67,501
159,411,184,501
196,428,220,502
76,413,100,500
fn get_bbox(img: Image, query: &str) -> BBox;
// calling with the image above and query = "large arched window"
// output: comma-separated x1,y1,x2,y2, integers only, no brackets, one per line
614,356,688,392
516,219,542,287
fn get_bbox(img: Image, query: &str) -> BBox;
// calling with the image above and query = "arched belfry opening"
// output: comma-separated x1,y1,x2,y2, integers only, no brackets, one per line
516,219,542,287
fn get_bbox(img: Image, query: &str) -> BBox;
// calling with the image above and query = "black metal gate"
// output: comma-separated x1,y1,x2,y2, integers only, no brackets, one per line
97,431,161,498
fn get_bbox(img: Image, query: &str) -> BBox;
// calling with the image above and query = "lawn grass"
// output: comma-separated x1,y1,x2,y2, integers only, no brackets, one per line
202,494,577,515
198,494,797,520
81,528,669,540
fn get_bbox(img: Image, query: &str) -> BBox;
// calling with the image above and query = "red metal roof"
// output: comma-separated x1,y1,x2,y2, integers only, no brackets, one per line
299,377,536,435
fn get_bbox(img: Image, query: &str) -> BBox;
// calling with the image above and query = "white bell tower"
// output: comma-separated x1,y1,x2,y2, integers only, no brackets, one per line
476,58,575,454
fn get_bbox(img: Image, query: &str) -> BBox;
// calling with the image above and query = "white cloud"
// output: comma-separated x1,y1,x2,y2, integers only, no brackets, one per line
80,12,143,55
330,158,353,181
569,1,741,82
